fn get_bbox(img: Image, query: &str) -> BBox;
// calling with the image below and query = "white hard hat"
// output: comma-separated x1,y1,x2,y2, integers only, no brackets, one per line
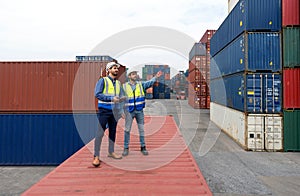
106,62,120,72
127,70,138,76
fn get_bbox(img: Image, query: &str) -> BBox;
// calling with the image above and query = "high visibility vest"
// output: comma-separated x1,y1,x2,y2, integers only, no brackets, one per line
124,82,145,112
98,77,121,110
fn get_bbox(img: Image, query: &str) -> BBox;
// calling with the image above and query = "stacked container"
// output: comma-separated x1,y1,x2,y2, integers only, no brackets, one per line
0,58,126,165
210,0,283,151
282,0,300,151
142,65,171,99
171,71,188,100
188,42,210,108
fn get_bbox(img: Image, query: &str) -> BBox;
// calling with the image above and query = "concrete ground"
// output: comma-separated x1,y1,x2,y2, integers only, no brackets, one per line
1,99,300,195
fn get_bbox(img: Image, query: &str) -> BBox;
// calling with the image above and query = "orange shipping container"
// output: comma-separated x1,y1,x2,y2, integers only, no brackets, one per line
0,61,126,113
165,73,170,80
146,87,153,94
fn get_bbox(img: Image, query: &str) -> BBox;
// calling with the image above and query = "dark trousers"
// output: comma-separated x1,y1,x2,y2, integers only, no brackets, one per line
94,108,118,157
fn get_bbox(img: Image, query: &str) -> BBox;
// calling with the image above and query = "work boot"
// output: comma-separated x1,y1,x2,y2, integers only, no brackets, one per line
122,148,129,156
108,152,122,159
141,146,149,156
92,156,101,167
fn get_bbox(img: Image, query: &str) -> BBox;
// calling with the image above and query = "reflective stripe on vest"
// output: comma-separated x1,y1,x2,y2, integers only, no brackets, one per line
124,82,145,112
98,77,121,110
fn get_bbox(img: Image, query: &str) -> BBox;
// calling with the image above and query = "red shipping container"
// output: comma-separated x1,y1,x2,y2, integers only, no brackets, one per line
188,95,209,109
0,61,126,113
282,0,300,26
165,73,170,80
146,87,153,94
188,68,207,83
146,74,154,80
189,55,206,72
188,84,209,109
200,30,216,44
283,68,300,109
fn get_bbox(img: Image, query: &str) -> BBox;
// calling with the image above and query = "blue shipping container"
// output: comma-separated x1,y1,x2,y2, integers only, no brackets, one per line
189,43,206,61
210,0,281,57
220,72,282,113
211,32,281,79
0,114,97,165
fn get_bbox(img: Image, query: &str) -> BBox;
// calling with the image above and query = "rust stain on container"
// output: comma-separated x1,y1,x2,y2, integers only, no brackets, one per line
22,116,212,195
0,61,126,113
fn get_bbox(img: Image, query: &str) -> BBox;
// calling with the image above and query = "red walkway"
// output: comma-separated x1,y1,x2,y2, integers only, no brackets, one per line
22,116,212,195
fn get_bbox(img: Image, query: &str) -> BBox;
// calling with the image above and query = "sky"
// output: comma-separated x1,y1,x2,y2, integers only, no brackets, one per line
0,0,229,73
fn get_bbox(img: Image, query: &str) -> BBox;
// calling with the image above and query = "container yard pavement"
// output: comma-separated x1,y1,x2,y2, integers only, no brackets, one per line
1,99,300,195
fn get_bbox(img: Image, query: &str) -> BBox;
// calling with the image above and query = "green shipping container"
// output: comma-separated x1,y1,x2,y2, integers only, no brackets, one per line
283,27,300,68
284,110,300,151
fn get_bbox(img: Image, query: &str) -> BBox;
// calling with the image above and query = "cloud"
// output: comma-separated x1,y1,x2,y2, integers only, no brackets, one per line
0,0,228,63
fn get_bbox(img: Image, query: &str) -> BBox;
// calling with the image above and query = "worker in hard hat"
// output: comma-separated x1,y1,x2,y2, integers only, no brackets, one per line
122,69,163,156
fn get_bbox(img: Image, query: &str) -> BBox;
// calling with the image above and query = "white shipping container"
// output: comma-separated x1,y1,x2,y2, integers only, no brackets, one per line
210,102,283,151
228,0,239,13
210,102,247,148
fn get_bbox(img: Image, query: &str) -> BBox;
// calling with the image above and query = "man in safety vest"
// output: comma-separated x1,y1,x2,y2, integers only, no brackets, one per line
92,61,126,167
122,70,162,156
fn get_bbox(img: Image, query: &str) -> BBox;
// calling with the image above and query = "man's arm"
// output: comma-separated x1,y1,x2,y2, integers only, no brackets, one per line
141,71,163,90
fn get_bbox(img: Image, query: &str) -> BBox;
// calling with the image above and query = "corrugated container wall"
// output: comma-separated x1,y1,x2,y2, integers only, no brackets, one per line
210,0,281,57
210,102,283,151
282,0,300,26
211,73,282,113
199,30,216,44
0,113,97,165
283,27,300,68
0,62,126,112
211,32,281,79
284,110,300,151
283,68,300,109
189,43,206,61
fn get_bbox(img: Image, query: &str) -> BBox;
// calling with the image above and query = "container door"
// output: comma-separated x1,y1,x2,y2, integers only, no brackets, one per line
247,114,264,151
264,115,283,151
264,73,282,113
246,74,263,113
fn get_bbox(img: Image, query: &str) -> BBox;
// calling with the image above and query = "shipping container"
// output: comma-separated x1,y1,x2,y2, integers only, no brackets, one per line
284,110,300,151
189,55,207,76
0,113,97,165
188,84,209,109
283,68,300,109
211,72,282,113
199,30,216,44
189,43,206,61
282,0,300,26
211,0,282,57
210,102,283,151
211,32,281,79
188,95,209,109
283,27,300,68
76,55,114,62
188,68,207,83
0,61,126,113
190,81,208,96
145,93,153,99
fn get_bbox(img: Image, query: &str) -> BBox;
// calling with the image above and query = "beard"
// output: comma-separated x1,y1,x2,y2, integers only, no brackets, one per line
112,71,118,76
